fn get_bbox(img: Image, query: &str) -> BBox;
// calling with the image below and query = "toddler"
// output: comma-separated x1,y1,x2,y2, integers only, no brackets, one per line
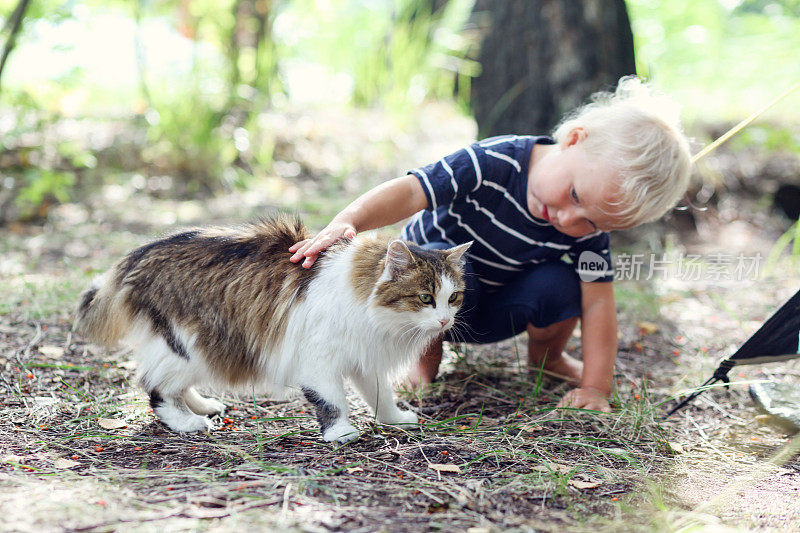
289,77,692,412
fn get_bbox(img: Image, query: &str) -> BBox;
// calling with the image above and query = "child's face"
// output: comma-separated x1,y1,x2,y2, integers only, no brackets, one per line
527,129,625,237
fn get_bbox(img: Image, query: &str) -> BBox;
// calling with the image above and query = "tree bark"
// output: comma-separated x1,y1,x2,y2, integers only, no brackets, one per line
0,0,32,94
471,0,636,138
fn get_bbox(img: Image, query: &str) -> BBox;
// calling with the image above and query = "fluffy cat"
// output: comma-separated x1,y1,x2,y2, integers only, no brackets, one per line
75,215,470,443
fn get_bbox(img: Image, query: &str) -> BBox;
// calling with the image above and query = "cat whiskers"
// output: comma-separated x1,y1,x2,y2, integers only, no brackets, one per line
452,318,479,339
447,303,479,343
396,322,429,348
446,322,470,345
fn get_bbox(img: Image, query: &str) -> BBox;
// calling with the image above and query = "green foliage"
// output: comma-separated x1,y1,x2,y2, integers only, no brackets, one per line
141,81,276,192
134,0,282,192
16,168,75,209
142,81,234,192
628,0,800,121
4,0,800,213
0,0,72,31
730,123,800,154
736,0,800,16
0,96,95,219
284,0,478,110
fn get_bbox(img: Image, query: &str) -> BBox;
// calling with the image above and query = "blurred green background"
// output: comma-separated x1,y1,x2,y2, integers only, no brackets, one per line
0,0,798,222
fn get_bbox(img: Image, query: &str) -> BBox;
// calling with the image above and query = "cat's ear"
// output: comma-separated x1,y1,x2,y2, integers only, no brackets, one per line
381,240,414,281
444,241,472,265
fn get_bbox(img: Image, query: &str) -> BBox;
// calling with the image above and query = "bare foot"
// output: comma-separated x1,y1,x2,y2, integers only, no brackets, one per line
528,351,583,387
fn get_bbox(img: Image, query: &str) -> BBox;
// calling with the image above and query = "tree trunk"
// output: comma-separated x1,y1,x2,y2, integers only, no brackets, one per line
0,0,32,94
470,0,636,138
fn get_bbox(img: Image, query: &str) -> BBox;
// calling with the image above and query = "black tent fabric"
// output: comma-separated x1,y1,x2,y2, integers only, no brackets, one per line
665,288,800,418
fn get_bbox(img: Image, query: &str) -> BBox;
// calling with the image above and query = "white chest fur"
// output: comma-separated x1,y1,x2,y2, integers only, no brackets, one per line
264,246,431,388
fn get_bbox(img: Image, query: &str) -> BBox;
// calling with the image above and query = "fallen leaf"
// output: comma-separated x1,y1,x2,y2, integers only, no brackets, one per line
38,345,64,358
117,360,137,370
569,479,603,489
428,463,462,474
346,467,364,474
636,321,659,335
667,441,684,454
520,423,541,433
534,461,572,474
98,418,127,430
54,458,80,469
33,396,59,407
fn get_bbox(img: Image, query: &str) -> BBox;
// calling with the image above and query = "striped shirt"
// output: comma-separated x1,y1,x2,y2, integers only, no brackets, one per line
401,135,614,287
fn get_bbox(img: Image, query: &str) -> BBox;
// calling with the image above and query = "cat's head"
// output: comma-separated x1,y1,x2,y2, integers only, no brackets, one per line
368,240,471,337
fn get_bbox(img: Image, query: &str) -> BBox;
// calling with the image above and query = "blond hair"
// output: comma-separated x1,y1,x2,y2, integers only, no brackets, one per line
553,76,693,227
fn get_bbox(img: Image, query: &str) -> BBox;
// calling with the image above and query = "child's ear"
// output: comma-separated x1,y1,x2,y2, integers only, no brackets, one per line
564,127,587,147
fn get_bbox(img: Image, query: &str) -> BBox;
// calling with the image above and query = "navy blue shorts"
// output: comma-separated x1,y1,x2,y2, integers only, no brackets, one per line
423,242,583,344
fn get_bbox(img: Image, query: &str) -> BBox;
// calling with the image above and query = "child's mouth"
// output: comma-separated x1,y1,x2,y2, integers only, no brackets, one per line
542,206,550,222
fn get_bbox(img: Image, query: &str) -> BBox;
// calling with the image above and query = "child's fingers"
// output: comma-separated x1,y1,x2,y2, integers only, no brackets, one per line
290,240,316,262
301,253,318,268
303,238,331,256
290,240,325,263
305,230,348,255
289,241,311,262
288,239,309,253
555,391,576,409
289,225,356,264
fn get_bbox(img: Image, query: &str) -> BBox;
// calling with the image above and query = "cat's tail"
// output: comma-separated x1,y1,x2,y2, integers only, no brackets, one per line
74,270,133,348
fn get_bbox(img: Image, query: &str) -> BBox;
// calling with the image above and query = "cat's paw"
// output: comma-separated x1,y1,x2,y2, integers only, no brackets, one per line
322,421,359,443
157,409,213,433
378,409,419,427
190,397,226,417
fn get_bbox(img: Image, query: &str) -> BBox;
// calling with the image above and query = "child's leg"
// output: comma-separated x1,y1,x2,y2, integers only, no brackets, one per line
445,260,583,384
526,318,582,385
406,335,444,386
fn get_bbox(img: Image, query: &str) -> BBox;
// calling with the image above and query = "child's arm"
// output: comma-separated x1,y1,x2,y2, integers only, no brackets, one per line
557,281,617,412
289,174,429,268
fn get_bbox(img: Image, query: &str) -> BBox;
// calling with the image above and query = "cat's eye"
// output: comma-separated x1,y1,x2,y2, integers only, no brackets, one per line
448,292,460,304
419,294,433,304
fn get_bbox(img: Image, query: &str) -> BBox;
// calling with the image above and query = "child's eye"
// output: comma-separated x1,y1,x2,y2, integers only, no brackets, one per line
448,292,460,304
419,294,433,304
570,187,580,203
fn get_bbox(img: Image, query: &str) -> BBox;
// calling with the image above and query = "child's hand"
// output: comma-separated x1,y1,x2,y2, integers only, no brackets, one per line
556,387,611,413
289,221,357,268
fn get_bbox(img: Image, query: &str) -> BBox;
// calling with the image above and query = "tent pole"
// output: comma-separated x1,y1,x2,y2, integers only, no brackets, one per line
662,376,720,419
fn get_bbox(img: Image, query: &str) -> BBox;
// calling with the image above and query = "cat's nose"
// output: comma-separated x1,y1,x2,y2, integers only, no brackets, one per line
439,318,450,328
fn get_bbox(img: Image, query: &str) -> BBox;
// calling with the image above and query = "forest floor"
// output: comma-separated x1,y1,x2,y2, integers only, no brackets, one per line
2,103,800,532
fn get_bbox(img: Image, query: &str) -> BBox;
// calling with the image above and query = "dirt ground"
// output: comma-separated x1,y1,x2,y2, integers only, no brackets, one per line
2,104,800,532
